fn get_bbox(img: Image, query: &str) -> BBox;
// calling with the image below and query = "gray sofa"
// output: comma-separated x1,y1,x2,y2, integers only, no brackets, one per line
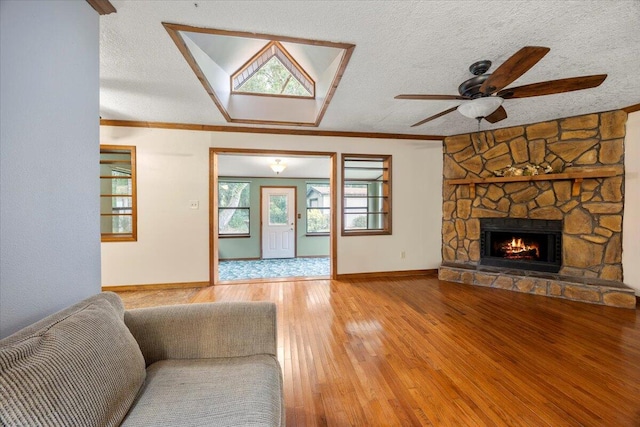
0,292,285,426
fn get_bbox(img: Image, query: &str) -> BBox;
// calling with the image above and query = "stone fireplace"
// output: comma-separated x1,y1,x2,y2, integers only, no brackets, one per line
438,110,636,308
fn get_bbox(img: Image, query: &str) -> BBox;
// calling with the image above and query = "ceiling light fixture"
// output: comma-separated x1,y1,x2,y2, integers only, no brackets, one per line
457,97,503,120
270,159,286,174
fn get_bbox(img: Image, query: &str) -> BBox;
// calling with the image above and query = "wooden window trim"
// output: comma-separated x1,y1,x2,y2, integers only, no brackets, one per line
341,154,392,236
100,145,137,242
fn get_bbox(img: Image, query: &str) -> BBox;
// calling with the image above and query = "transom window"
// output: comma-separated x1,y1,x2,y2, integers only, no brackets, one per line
231,41,314,98
306,183,330,235
100,145,137,242
218,181,250,236
341,154,392,236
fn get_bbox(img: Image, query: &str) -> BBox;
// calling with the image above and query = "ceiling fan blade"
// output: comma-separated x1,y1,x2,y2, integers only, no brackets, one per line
497,74,607,99
395,94,469,100
484,105,508,123
480,46,550,95
411,106,459,127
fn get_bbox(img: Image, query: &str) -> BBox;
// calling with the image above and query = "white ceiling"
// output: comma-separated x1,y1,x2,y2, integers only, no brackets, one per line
100,1,640,137
217,154,330,179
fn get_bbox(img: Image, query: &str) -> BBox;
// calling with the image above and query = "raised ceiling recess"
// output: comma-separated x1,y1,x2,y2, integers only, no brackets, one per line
163,23,355,127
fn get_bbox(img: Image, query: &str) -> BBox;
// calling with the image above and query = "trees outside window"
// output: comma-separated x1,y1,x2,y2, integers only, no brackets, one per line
231,40,314,98
219,182,250,236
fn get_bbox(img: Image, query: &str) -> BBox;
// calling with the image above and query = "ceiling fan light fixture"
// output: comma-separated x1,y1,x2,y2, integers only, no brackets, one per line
457,97,504,119
270,159,286,174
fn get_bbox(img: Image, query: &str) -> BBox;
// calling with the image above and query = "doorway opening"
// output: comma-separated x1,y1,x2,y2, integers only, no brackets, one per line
210,148,337,284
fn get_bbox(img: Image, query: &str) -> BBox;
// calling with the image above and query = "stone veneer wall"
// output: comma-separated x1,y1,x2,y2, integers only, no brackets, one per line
442,110,627,282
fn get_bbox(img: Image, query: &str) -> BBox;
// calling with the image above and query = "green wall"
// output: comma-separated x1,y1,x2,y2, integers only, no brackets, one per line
218,177,329,259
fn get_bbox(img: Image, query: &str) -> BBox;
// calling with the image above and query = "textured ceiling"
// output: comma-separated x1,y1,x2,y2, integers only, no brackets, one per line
100,1,640,137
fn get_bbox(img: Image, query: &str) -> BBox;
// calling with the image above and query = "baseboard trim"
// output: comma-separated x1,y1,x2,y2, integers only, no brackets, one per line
336,269,437,281
102,281,210,292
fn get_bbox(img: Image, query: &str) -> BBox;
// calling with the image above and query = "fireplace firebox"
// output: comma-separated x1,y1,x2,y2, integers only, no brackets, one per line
480,218,562,273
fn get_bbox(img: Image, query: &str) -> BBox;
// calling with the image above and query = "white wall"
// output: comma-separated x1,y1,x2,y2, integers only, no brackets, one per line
0,1,101,338
623,111,640,294
100,126,444,285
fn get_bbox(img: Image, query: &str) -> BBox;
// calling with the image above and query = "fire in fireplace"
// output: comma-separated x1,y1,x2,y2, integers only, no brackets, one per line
495,236,540,260
480,219,562,273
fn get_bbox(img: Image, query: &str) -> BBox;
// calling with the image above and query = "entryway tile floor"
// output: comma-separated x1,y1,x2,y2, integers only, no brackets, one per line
218,257,330,281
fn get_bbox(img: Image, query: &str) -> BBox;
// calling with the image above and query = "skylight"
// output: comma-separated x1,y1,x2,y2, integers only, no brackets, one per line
232,41,314,98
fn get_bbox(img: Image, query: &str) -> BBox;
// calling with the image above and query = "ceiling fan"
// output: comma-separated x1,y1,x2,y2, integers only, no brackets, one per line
396,46,607,127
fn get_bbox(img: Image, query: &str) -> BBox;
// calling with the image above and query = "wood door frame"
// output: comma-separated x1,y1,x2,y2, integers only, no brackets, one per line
210,147,337,285
260,186,297,259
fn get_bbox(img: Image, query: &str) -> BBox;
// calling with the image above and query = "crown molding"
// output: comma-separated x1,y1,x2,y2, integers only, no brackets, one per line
86,0,116,15
623,103,640,114
99,119,444,141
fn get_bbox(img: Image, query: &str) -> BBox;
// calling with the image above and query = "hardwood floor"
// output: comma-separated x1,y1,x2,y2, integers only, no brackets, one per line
115,275,640,426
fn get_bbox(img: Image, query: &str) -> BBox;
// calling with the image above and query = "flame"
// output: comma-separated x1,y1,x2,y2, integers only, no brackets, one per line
500,236,540,259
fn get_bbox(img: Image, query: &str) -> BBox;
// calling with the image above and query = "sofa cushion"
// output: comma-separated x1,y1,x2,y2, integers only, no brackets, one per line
121,355,284,427
0,292,146,427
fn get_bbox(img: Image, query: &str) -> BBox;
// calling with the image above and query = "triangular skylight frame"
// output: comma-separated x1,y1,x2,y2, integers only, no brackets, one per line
163,23,355,127
232,41,315,98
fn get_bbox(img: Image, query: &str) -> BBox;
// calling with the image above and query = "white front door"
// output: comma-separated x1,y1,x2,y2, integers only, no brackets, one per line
262,187,296,259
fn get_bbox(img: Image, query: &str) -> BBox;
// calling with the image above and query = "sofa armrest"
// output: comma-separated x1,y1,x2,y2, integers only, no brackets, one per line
124,302,277,366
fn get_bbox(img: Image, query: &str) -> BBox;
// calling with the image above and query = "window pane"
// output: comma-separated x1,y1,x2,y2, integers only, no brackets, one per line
269,195,288,225
237,57,311,97
112,172,132,194
231,41,314,98
366,213,386,230
218,208,249,235
218,182,250,236
100,177,131,195
100,151,131,162
345,213,368,230
343,159,385,181
101,215,132,234
101,197,132,215
219,182,249,207
306,183,330,207
344,183,368,197
307,208,330,233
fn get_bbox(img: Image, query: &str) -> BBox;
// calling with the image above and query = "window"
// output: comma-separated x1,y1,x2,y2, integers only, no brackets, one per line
306,183,330,234
341,154,391,235
231,41,314,98
268,194,288,225
100,145,136,242
218,181,250,236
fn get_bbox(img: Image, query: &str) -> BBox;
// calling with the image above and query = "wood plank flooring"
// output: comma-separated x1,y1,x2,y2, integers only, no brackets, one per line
115,275,640,426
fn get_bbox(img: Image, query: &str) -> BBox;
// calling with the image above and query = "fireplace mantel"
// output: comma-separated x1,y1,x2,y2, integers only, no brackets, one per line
445,167,619,198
